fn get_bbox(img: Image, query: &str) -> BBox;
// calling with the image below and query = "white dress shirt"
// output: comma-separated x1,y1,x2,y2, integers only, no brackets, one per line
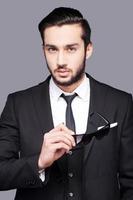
50,74,90,138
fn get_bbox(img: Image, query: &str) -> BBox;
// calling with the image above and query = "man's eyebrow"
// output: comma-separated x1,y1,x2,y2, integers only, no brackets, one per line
44,44,57,48
66,43,79,47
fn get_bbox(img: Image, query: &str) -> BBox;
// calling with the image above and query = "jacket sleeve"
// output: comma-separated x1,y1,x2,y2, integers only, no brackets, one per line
119,94,133,199
0,94,49,190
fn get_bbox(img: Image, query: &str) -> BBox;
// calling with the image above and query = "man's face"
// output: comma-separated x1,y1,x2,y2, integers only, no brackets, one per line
43,24,93,91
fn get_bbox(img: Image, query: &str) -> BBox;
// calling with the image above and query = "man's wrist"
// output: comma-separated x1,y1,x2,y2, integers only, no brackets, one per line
38,157,45,170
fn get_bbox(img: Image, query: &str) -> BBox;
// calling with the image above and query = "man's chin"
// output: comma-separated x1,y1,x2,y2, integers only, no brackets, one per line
53,77,74,87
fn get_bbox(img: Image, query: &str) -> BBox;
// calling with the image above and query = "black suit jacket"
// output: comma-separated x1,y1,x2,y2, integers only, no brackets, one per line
0,74,133,200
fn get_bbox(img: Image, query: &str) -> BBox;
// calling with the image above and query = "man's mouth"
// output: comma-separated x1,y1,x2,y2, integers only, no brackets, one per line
56,69,70,77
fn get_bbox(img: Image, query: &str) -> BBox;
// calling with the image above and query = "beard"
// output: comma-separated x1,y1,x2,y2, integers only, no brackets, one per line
46,56,86,87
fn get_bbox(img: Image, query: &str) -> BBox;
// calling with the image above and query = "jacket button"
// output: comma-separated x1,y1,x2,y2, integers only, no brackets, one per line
68,150,72,155
68,192,74,197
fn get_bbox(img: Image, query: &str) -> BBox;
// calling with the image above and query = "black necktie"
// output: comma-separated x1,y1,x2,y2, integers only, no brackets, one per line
61,93,77,132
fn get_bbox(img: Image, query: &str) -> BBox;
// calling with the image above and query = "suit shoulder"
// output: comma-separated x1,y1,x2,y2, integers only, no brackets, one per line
8,78,49,100
89,74,132,103
8,85,39,100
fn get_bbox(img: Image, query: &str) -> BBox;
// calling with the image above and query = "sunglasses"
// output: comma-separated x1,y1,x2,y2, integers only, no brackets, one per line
72,112,110,150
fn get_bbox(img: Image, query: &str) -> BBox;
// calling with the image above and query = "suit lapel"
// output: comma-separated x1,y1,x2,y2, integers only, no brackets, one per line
83,74,109,162
31,76,54,135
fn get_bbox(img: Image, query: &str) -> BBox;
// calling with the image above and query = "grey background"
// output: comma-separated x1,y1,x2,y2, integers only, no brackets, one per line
0,0,133,199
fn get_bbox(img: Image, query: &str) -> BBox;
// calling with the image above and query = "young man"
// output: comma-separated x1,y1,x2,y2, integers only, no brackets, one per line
0,7,133,200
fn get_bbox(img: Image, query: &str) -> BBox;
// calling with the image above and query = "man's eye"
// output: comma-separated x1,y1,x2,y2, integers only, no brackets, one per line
47,48,57,53
67,47,77,53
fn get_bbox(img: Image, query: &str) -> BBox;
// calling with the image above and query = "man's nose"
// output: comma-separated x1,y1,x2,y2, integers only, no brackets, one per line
57,51,66,66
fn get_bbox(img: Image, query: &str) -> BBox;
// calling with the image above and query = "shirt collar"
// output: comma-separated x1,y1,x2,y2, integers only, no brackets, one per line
49,74,90,101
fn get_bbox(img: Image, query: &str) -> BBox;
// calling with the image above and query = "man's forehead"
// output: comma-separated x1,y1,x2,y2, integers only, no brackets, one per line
44,24,83,45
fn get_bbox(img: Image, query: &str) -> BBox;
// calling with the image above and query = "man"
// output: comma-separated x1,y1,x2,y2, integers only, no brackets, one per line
0,7,133,200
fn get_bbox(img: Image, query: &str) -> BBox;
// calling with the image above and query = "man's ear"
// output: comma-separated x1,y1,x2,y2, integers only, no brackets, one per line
86,43,93,59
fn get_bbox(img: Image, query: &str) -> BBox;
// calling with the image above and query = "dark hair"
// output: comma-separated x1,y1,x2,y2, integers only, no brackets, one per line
38,7,91,47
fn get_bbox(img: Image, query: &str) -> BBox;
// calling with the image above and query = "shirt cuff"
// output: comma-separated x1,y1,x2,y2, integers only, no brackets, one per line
38,169,45,182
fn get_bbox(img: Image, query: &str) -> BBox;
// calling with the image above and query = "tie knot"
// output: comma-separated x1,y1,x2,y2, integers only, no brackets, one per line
61,93,77,104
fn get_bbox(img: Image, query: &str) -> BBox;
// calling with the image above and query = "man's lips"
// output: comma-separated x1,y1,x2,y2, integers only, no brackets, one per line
55,69,70,76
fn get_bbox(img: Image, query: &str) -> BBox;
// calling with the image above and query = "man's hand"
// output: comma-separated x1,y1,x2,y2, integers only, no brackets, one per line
38,124,76,170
